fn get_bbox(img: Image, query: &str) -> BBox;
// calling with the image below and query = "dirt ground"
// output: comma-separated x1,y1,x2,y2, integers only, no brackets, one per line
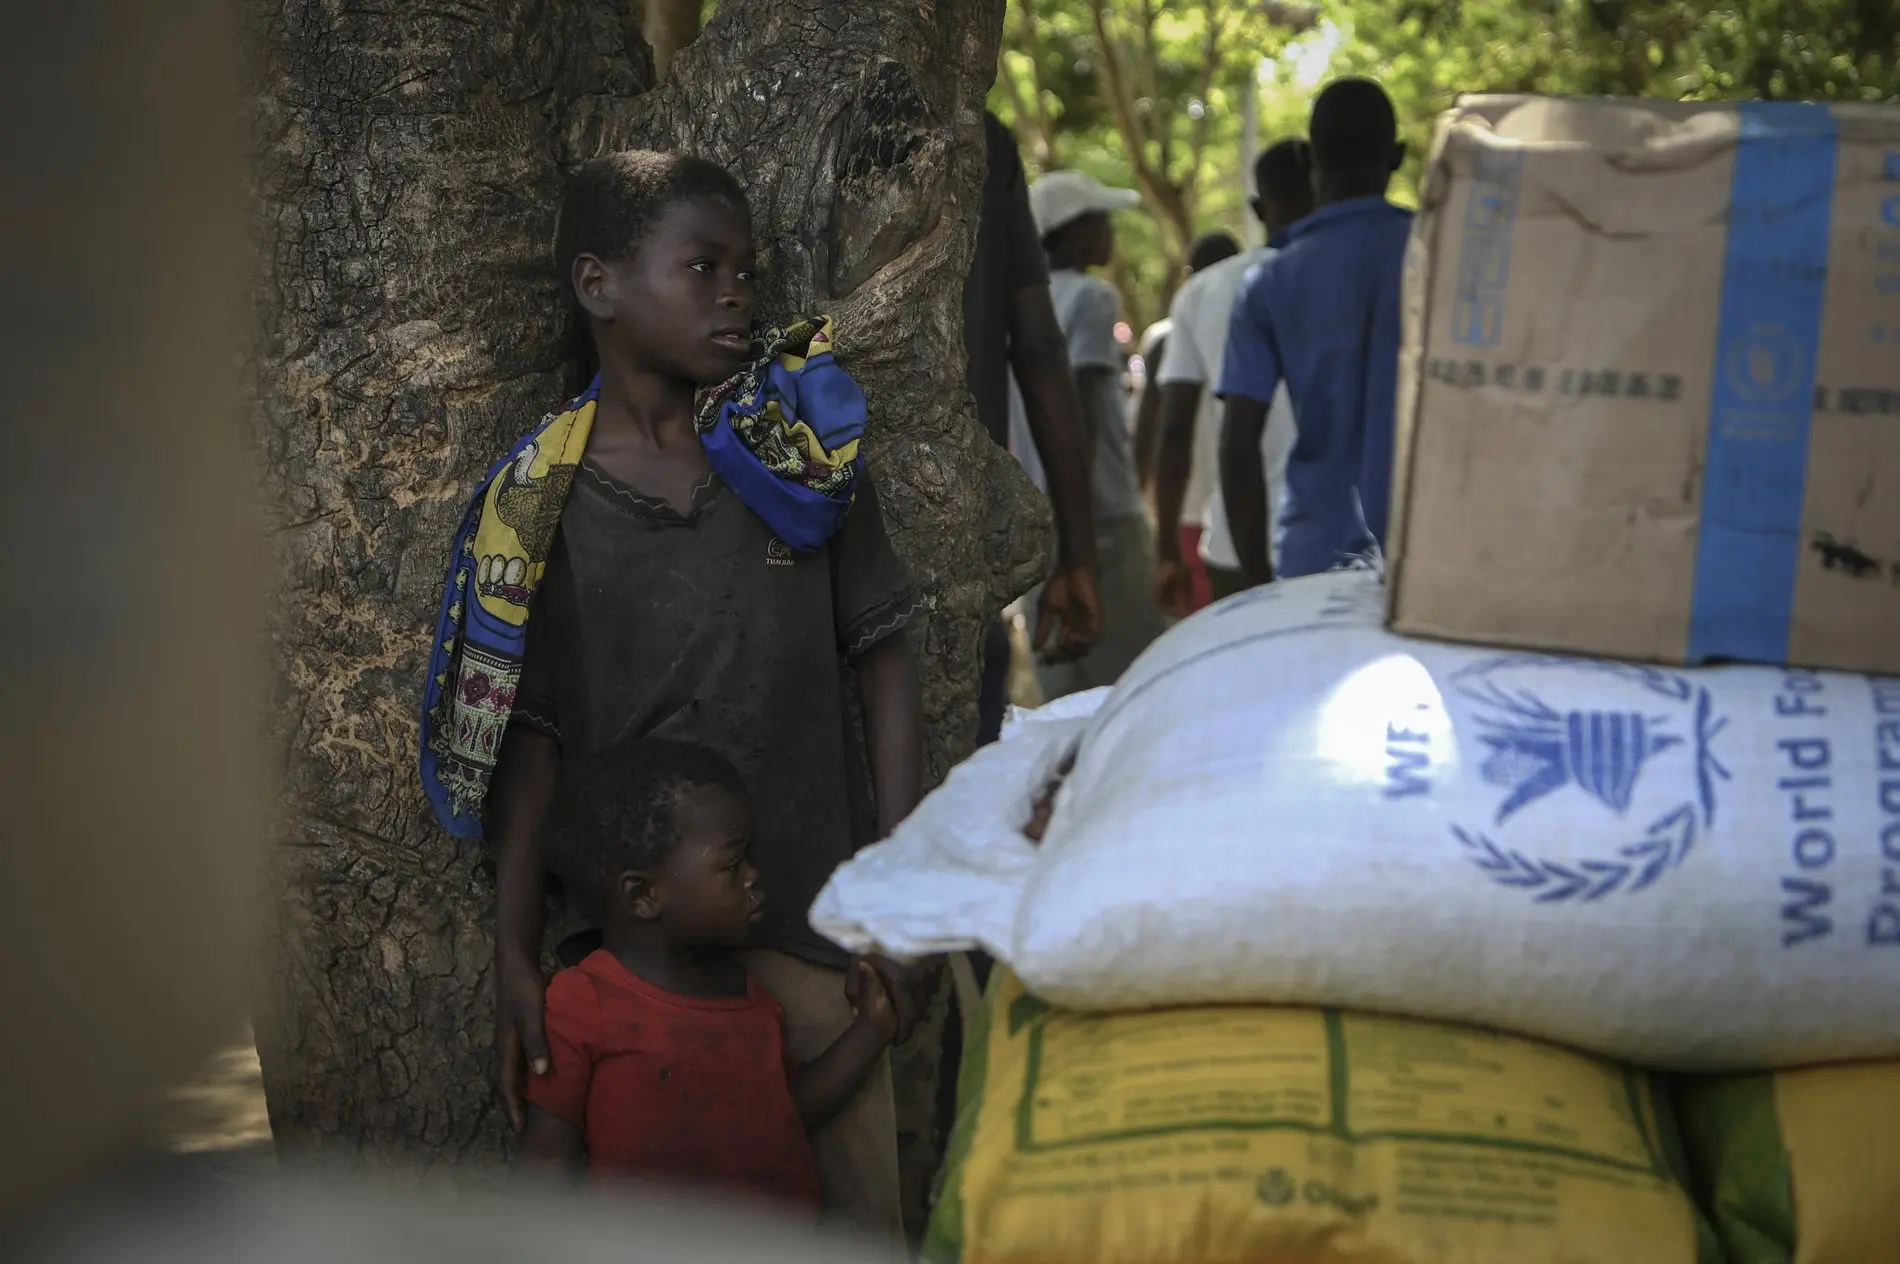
148,1030,276,1178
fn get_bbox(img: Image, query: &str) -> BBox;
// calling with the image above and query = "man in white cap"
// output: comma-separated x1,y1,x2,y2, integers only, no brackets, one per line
1014,169,1165,699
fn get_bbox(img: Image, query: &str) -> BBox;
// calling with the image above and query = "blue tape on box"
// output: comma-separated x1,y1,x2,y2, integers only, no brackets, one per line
1687,102,1838,664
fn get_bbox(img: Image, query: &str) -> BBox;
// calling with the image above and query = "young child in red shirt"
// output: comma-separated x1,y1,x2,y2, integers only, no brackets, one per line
519,738,897,1207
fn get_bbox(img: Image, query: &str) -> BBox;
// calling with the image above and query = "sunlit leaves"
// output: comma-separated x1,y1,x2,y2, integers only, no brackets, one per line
993,0,1895,328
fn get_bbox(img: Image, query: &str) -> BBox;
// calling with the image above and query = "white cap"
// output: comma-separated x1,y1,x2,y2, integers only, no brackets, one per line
1028,170,1141,238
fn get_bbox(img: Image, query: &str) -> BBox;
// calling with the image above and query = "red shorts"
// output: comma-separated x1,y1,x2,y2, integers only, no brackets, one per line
1178,525,1213,612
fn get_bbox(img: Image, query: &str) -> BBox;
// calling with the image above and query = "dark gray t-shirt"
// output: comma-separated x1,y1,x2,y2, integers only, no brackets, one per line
963,111,1050,448
512,463,921,965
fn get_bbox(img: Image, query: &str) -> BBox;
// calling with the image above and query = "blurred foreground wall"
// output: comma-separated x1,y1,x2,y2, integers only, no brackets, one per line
0,0,263,1215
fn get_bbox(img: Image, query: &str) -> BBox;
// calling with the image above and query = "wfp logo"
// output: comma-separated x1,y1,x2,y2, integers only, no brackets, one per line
1255,1168,1296,1207
1723,323,1805,406
1449,657,1730,902
1481,705,1680,823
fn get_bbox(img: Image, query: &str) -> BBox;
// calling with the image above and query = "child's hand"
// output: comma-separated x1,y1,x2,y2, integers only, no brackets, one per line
850,959,900,1043
1024,784,1058,842
1023,750,1076,843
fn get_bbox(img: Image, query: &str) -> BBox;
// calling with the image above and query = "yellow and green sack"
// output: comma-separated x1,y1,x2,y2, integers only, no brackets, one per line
1675,1063,1900,1264
926,968,1722,1264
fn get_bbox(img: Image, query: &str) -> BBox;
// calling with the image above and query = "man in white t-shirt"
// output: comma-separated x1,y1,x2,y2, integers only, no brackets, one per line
1152,139,1316,609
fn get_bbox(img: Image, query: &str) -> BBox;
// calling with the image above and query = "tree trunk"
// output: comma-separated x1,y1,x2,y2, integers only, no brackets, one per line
251,0,1040,1224
249,0,654,1176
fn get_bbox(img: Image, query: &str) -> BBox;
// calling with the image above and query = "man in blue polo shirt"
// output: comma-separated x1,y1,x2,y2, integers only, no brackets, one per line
1217,78,1412,584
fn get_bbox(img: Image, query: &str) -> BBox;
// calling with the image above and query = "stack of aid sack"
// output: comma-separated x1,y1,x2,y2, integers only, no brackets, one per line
814,97,1900,1264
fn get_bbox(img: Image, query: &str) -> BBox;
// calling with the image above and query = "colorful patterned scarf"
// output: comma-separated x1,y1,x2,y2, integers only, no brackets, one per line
419,316,866,838
698,317,864,551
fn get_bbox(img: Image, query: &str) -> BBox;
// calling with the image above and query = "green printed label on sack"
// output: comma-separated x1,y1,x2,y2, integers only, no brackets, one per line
929,969,1718,1264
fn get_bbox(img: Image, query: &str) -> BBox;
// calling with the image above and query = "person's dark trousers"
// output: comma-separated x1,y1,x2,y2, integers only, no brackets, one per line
1208,564,1249,603
941,619,1013,1177
974,617,1012,748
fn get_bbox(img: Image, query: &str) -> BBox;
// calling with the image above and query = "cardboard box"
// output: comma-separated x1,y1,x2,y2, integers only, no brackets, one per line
1388,96,1900,674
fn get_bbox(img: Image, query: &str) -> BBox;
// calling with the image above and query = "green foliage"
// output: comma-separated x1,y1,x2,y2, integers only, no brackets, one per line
991,1,1302,328
1328,0,1900,197
994,0,1898,328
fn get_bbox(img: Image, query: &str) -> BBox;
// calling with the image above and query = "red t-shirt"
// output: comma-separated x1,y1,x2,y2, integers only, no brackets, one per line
527,949,821,1208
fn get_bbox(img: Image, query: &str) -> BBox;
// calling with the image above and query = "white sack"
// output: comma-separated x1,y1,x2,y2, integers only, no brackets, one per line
813,571,1900,1068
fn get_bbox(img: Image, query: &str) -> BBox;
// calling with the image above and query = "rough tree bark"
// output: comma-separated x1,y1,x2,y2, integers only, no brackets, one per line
251,0,1043,1223
249,0,655,1175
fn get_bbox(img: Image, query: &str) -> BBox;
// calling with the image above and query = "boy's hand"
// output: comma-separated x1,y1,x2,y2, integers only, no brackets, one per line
495,958,550,1134
1024,750,1076,843
1024,785,1059,842
849,960,901,1043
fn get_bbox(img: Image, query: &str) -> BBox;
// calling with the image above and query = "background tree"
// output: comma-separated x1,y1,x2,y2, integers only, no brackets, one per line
251,0,1038,1231
1321,0,1899,197
993,0,1315,329
1000,0,1897,330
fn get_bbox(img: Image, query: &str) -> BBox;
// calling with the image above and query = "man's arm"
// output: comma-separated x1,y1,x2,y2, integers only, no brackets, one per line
833,479,922,843
857,629,921,839
1358,278,1405,553
1214,269,1282,590
1131,334,1168,495
1219,395,1274,587
1151,279,1214,613
1152,381,1204,615
1010,287,1104,663
854,627,934,1042
1010,287,1100,561
489,722,560,1133
993,114,1094,577
991,107,1101,662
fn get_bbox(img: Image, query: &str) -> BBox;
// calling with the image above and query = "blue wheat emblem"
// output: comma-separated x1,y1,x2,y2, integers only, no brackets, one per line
1449,658,1730,903
1477,700,1682,826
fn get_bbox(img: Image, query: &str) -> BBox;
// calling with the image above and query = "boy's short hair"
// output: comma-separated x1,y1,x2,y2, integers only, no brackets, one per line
553,150,749,284
1254,138,1314,207
1309,78,1398,171
1186,231,1241,273
544,737,749,918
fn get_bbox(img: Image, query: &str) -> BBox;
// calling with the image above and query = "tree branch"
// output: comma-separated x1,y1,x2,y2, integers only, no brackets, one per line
1091,0,1190,259
1184,3,1226,225
1136,0,1168,173
1016,0,1062,167
1090,1,1139,160
1089,4,1156,190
